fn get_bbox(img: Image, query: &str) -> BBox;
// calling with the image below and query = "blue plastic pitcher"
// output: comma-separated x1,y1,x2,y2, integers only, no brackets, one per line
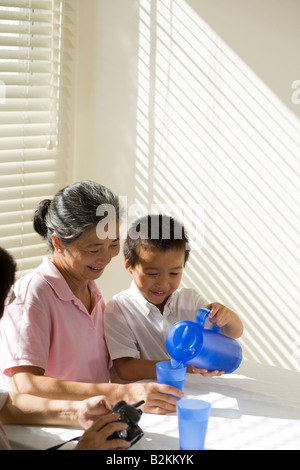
165,308,242,374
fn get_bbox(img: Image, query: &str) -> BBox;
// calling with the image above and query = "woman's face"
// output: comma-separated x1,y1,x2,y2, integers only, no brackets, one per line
53,225,120,283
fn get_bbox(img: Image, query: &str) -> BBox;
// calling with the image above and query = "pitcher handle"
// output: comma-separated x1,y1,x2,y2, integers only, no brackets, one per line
195,308,222,333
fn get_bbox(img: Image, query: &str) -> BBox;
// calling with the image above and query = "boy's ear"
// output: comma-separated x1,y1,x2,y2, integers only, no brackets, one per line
124,257,133,274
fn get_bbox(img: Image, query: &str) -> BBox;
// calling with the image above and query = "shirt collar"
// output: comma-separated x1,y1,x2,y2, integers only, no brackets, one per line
129,281,151,315
39,257,75,301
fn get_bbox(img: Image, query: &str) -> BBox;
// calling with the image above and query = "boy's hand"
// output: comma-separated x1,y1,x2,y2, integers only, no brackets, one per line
206,302,244,339
187,364,224,376
185,302,238,378
207,302,232,329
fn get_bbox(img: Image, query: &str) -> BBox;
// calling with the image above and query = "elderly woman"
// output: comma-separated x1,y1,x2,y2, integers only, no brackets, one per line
0,181,182,415
0,246,131,450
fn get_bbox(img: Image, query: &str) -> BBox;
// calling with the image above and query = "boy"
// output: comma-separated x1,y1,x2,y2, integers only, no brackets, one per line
104,215,243,382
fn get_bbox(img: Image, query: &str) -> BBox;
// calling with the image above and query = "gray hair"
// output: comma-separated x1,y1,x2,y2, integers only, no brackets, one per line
34,180,120,249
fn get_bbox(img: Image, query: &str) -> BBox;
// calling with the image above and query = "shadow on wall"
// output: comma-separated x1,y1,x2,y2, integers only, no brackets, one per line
133,0,300,370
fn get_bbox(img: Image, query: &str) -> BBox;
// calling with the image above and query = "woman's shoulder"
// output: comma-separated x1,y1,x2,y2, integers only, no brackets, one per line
12,258,56,304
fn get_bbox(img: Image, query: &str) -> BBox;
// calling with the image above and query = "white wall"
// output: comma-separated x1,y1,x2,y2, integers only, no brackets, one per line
73,0,300,370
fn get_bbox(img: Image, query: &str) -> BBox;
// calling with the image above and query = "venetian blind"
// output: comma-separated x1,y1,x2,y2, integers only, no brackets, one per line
0,0,74,277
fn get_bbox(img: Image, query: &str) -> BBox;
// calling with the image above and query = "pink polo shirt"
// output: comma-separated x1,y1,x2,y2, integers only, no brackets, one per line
0,257,111,390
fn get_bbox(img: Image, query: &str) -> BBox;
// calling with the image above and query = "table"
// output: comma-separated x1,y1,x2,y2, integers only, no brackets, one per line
4,360,300,450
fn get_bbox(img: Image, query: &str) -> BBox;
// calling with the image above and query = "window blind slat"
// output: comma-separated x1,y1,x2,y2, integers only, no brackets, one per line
8,244,50,261
0,75,53,86
0,35,59,48
0,193,54,214
0,23,52,35
0,49,51,61
0,232,46,250
0,136,57,150
0,158,57,175
0,0,54,11
4,86,57,98
0,10,58,24
0,170,60,187
0,182,61,201
0,147,58,161
0,62,56,73
0,126,55,139
0,209,40,226
0,99,53,111
0,111,52,124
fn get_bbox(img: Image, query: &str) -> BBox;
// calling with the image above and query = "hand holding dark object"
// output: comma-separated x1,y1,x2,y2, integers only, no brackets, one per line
107,400,144,447
74,413,131,450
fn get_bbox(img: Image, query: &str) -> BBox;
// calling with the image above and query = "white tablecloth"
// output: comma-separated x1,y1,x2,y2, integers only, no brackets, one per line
4,360,300,450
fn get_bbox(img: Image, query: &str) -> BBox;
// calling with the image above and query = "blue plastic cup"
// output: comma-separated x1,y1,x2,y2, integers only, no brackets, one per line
156,360,187,396
176,399,211,450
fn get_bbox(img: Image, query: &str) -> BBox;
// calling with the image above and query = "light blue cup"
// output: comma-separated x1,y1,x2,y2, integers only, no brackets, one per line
177,399,211,450
156,360,187,396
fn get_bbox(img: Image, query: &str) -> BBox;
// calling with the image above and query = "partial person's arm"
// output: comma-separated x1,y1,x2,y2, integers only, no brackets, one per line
0,392,131,450
0,392,111,427
113,357,158,381
11,366,183,415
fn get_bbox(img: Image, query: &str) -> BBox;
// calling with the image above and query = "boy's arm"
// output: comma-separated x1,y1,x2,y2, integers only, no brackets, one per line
114,357,226,380
113,357,158,381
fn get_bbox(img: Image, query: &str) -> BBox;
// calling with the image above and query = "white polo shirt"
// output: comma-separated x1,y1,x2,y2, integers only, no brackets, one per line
104,281,209,363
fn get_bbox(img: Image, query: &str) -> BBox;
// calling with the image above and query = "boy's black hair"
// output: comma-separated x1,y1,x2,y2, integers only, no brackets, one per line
0,247,16,319
124,214,190,267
